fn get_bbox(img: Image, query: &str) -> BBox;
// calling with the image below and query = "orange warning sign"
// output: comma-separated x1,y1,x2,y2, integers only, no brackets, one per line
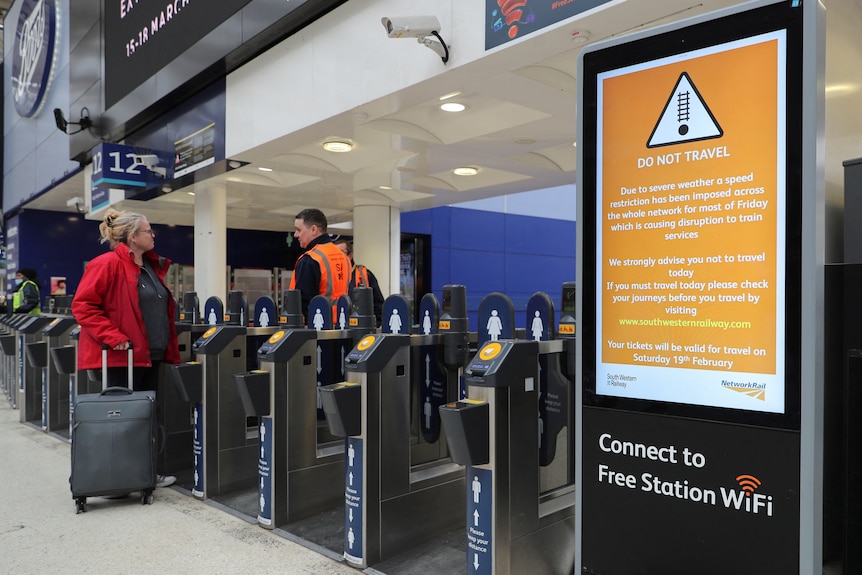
600,38,780,375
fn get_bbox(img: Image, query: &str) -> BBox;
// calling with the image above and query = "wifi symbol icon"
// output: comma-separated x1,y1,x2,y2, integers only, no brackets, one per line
736,474,762,496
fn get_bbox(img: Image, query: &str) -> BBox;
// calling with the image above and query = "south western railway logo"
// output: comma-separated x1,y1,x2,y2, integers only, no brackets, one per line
721,379,766,401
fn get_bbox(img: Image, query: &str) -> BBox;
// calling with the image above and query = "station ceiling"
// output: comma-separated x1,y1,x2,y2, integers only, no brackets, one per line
22,0,862,232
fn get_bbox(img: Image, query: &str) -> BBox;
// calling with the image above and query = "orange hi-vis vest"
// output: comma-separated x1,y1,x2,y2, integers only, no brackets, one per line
351,264,370,288
289,242,350,318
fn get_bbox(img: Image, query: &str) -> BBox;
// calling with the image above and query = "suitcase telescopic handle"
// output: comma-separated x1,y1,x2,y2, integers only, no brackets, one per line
100,342,134,350
100,342,135,390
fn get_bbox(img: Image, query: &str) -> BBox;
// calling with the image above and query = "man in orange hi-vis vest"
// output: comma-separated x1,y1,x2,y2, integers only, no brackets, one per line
334,240,385,325
289,208,350,321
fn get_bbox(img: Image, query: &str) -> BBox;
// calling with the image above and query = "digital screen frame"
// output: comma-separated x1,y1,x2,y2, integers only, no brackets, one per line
578,0,805,431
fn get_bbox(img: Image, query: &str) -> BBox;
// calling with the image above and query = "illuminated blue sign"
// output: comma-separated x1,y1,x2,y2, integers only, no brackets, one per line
91,142,152,189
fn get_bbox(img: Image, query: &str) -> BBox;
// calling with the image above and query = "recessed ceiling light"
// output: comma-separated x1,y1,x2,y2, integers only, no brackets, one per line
439,91,462,101
258,166,273,172
379,185,393,190
322,140,354,153
453,167,479,176
187,192,195,196
440,102,466,113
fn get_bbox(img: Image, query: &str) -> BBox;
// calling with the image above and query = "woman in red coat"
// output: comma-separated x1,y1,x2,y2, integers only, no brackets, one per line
72,208,180,488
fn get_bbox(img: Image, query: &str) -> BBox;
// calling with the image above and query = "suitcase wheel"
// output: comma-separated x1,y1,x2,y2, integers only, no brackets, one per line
142,490,154,505
75,498,87,514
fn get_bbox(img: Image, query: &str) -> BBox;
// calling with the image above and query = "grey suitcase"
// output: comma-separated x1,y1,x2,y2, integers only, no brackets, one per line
69,345,157,513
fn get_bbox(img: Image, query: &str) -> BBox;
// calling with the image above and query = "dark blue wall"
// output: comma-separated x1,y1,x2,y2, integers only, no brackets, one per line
14,207,575,324
402,206,576,329
13,210,299,307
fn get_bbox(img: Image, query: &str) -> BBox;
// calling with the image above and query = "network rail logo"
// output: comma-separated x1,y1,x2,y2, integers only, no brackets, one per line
721,379,766,401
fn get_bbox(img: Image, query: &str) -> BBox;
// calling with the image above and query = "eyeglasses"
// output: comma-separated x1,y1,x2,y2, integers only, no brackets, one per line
139,228,155,236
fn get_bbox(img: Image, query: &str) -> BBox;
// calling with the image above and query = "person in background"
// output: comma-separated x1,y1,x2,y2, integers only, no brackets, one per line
9,267,41,314
289,208,350,320
333,240,385,325
72,208,180,488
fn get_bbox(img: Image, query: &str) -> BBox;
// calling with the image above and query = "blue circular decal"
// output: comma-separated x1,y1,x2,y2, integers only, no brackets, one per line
12,0,59,118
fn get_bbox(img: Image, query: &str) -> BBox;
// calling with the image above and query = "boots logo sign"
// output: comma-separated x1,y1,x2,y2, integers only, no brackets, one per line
11,0,59,118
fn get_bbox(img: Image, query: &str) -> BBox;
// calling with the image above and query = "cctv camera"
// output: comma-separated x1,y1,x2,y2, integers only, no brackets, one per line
132,154,160,168
53,108,68,133
381,16,440,39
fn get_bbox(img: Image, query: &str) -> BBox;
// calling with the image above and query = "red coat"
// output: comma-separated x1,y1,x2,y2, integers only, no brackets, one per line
72,244,180,370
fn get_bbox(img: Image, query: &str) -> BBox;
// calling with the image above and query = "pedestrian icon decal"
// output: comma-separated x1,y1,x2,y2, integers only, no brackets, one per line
388,308,402,334
647,72,722,148
486,310,503,341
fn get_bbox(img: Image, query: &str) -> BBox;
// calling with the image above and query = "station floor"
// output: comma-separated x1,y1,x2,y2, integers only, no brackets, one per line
0,399,361,575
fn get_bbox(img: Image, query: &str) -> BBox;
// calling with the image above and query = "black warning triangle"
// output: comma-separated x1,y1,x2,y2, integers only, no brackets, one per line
646,72,723,148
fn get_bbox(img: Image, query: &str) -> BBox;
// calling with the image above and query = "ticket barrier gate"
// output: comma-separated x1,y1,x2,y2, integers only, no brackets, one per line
171,321,278,504
1,315,31,407
234,329,348,529
232,289,374,532
16,316,54,424
317,284,472,569
158,293,208,479
23,317,77,437
320,332,467,569
439,338,576,575
50,327,93,442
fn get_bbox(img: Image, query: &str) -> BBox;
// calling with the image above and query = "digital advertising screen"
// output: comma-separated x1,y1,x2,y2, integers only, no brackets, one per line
580,0,804,428
104,0,252,108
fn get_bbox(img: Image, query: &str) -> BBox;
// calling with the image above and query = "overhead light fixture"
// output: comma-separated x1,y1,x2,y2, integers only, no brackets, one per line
187,191,195,196
379,185,393,190
439,91,461,101
453,166,479,176
322,140,354,153
258,166,273,172
440,102,466,113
